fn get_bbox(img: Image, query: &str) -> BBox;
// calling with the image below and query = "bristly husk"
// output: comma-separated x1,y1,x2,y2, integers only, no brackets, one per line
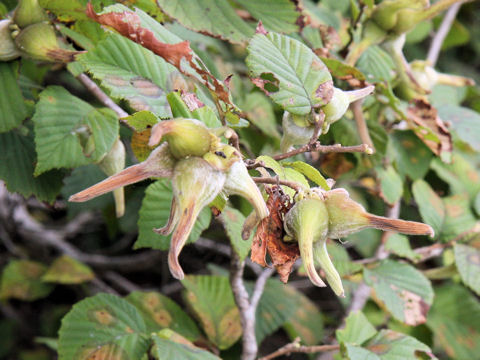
168,157,226,280
69,143,175,202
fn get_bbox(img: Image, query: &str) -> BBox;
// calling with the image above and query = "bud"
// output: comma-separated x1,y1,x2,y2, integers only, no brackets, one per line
284,196,328,287
280,112,315,152
148,118,216,159
13,0,49,29
222,160,269,240
15,22,77,62
324,188,435,238
321,86,375,131
98,138,126,218
0,20,21,61
69,143,175,202
168,157,226,280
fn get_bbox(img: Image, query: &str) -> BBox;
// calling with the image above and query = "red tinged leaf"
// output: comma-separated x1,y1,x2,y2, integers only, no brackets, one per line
251,186,299,283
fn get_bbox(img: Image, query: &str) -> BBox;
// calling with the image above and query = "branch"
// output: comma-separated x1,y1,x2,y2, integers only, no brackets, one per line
77,73,131,123
272,142,373,161
250,268,275,312
426,2,464,66
252,177,305,193
351,100,375,152
230,251,258,360
258,337,340,360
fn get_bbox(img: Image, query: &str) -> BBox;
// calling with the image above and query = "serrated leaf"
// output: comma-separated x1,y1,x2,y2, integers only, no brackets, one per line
437,106,480,151
430,153,480,198
182,275,241,349
254,279,298,343
377,166,403,205
336,311,377,346
441,193,477,241
33,86,119,175
365,329,436,360
427,284,480,359
283,161,330,190
246,31,333,115
78,34,175,117
411,179,444,238
0,130,64,203
151,331,220,360
242,92,281,139
356,46,395,83
42,255,94,284
283,286,323,345
454,244,480,296
0,62,29,133
391,130,433,180
364,260,434,326
219,206,252,260
126,291,200,340
135,180,212,250
58,293,150,359
384,234,421,262
0,260,53,301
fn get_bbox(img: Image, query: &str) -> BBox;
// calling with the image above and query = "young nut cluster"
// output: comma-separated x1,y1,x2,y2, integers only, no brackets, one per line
69,118,269,280
283,188,434,297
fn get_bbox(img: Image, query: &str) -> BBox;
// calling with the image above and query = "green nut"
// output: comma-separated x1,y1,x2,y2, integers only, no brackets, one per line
13,0,49,28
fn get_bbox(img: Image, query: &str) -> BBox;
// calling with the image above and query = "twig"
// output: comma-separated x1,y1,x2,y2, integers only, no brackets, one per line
272,143,372,161
77,73,131,123
252,177,305,193
230,251,258,360
258,337,340,360
426,2,464,66
351,100,375,152
250,268,275,312
104,271,141,293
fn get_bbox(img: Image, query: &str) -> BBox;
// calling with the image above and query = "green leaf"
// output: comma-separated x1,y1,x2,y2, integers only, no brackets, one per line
58,293,150,359
411,179,445,238
0,130,64,203
427,284,480,359
42,255,94,284
283,161,330,190
356,46,395,83
441,193,477,241
254,279,298,343
246,31,333,115
126,291,201,340
124,110,159,132
454,243,480,296
157,0,253,43
376,166,403,205
151,331,220,360
0,260,53,301
337,311,377,345
326,241,362,277
365,329,436,360
78,34,175,117
234,0,299,34
442,20,470,50
391,130,433,180
218,206,252,260
430,153,480,198
182,275,242,349
33,86,119,175
242,92,281,139
135,180,212,250
364,260,434,326
320,57,366,81
437,105,480,152
345,345,380,360
0,62,29,133
283,286,324,345
384,234,421,262
167,92,193,118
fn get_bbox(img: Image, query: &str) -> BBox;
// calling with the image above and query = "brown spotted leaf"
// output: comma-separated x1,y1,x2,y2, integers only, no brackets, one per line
42,255,94,284
366,330,436,359
251,186,299,283
58,293,150,359
454,243,480,296
126,291,201,340
364,260,434,326
86,4,242,122
182,275,241,350
407,99,452,163
151,330,221,360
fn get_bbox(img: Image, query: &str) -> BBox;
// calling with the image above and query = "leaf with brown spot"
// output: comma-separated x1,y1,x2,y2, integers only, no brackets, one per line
366,330,436,359
407,99,452,163
454,243,480,296
42,255,94,284
126,291,201,340
86,4,242,122
251,186,298,283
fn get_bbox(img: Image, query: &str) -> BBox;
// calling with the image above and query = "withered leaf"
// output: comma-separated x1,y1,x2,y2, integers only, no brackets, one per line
251,186,299,283
407,99,452,163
